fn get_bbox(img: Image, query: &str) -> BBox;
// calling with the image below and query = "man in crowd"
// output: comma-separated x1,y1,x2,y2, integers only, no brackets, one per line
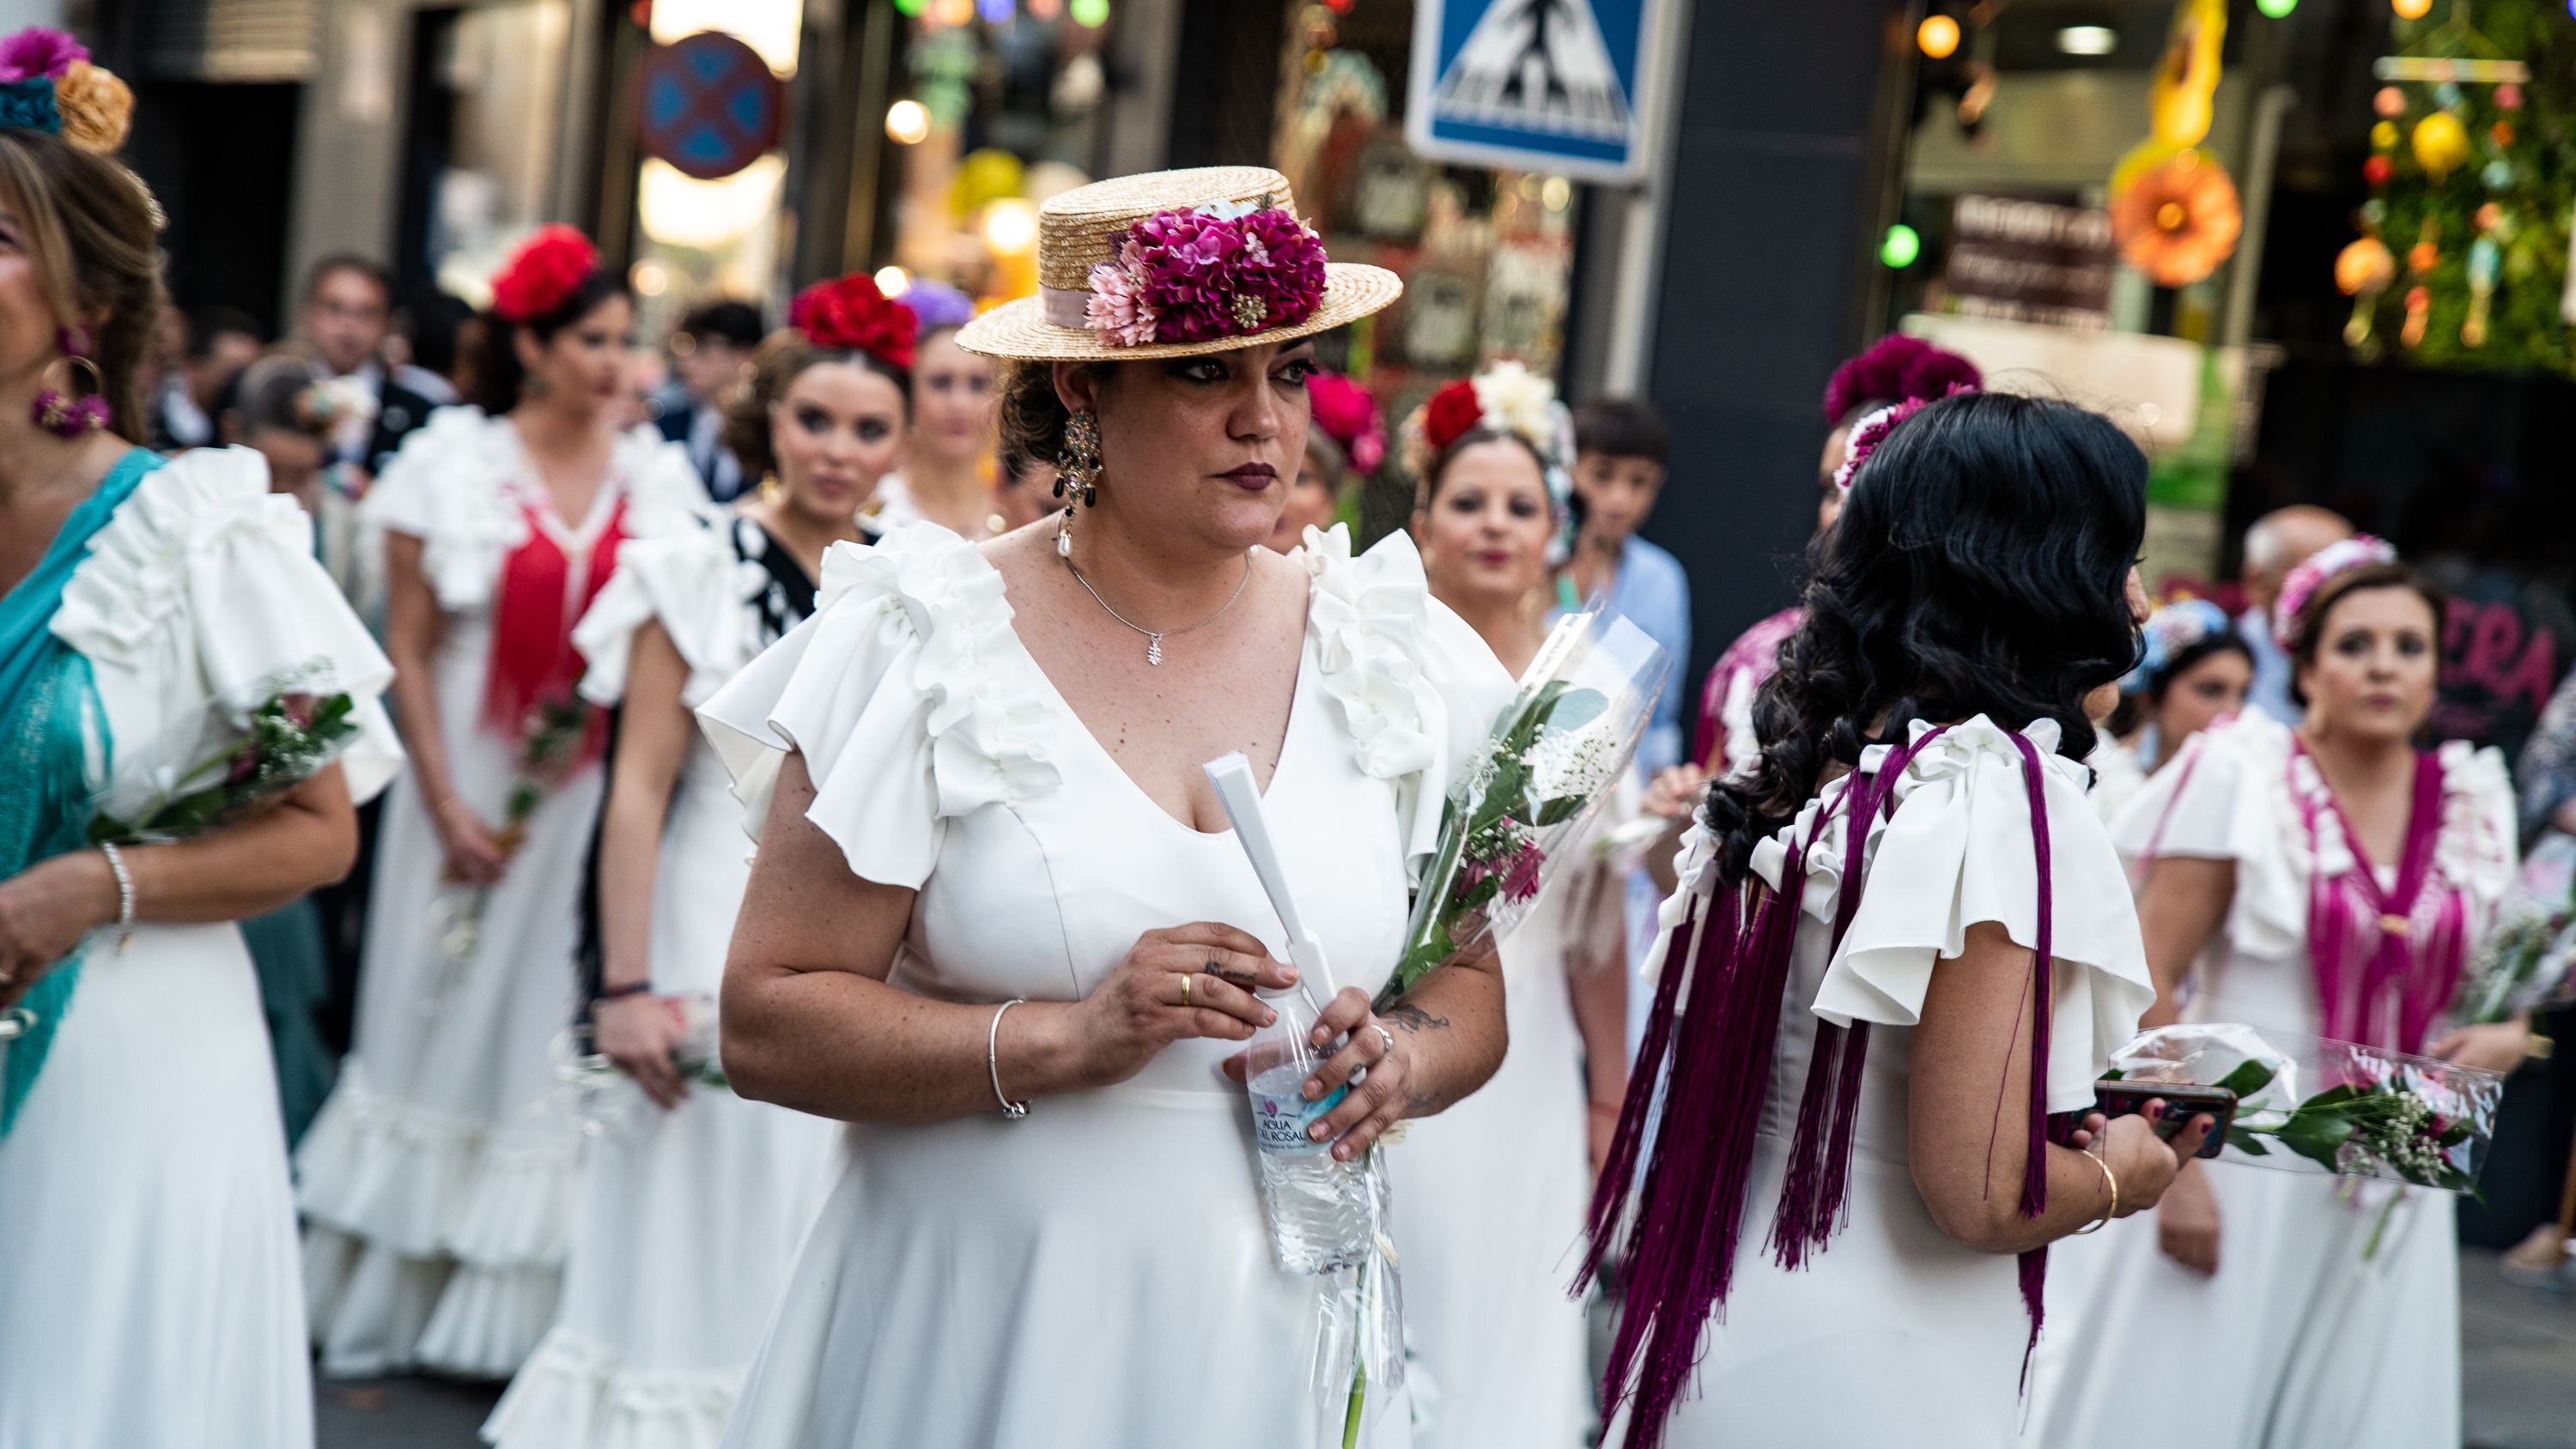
2238,504,2354,724
298,253,447,477
658,300,762,501
150,304,262,449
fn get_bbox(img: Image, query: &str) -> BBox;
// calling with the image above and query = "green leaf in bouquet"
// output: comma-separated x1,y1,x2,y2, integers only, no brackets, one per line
2099,1068,2125,1081
2436,1119,2474,1149
1535,794,1587,828
86,812,134,845
1503,681,1570,752
1539,686,1608,737
1457,873,1502,911
2212,1059,2278,1099
2302,1082,2362,1110
2271,1110,2356,1171
2225,1125,2270,1155
1469,758,1528,834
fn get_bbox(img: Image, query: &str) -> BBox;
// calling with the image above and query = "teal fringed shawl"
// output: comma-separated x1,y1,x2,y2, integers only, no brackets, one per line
0,449,159,1135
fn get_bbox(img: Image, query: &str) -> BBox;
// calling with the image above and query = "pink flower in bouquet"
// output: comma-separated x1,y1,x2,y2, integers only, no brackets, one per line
1503,840,1546,903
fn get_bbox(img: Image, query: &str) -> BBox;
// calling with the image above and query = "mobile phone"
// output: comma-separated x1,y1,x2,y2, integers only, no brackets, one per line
2093,1081,2235,1159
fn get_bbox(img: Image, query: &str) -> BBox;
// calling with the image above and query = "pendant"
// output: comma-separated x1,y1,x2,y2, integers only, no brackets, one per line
1146,635,1164,666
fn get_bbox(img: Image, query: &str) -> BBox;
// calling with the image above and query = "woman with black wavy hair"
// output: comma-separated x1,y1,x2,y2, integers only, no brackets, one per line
1586,391,2208,1448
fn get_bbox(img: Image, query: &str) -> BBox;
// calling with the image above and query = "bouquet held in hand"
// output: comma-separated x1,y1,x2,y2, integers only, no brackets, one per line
1379,606,1668,1003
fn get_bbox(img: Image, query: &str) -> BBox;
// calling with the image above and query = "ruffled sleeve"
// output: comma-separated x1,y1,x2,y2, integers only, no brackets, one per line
1814,716,2157,1114
2108,706,2306,960
695,525,1060,889
359,406,525,612
52,446,404,803
573,509,762,708
1296,524,1517,881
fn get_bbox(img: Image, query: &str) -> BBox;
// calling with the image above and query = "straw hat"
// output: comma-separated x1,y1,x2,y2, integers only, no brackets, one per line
953,166,1400,362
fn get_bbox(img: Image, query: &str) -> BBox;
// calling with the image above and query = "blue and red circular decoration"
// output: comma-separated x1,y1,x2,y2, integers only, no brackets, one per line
635,31,781,181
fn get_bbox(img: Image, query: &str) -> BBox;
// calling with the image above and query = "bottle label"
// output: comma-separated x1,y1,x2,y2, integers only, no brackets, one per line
1250,1081,1349,1156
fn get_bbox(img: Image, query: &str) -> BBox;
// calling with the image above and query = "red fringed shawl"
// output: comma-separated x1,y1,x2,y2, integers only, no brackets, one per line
480,493,628,767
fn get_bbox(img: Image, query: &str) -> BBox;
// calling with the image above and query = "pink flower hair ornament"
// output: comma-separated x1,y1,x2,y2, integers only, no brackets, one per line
1083,203,1327,348
2273,534,2402,652
1832,385,1978,493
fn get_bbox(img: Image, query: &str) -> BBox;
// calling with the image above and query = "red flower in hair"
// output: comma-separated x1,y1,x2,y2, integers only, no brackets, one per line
491,225,600,324
1422,379,1484,456
789,274,917,371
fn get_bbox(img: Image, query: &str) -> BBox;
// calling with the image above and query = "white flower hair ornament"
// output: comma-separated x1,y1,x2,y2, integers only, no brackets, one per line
2273,534,2402,652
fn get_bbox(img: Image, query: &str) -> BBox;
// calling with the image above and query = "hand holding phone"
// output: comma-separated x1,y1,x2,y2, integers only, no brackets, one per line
2094,1081,2236,1160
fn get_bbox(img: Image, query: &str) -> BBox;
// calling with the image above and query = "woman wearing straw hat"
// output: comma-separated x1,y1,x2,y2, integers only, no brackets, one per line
698,167,1519,1447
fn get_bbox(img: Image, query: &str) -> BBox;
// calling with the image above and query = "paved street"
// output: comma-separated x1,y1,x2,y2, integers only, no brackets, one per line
317,1246,2576,1447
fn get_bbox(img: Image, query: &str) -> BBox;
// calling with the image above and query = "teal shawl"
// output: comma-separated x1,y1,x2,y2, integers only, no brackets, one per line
0,448,159,1135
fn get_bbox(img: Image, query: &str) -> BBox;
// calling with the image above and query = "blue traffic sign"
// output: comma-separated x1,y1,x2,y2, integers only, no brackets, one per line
636,31,784,182
1406,0,1671,183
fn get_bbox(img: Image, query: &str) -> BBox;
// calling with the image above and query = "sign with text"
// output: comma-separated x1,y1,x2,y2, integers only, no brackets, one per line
1945,195,2115,330
1406,0,1670,183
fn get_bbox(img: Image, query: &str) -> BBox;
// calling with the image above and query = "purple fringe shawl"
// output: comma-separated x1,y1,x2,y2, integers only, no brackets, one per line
2293,743,2461,1054
1578,728,2067,1447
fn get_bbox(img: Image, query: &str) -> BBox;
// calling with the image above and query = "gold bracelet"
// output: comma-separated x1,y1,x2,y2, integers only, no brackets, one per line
2072,1151,2117,1234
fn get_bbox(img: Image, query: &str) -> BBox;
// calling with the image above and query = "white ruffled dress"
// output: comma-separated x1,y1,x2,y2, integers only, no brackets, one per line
482,512,844,1449
1633,718,2156,1448
0,448,403,1448
2026,708,2514,1449
296,409,706,1379
696,523,1516,1449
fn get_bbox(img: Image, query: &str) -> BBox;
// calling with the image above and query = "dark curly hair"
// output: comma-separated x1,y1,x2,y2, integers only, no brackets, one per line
471,270,627,414
723,328,910,482
995,358,1109,477
1707,391,2148,881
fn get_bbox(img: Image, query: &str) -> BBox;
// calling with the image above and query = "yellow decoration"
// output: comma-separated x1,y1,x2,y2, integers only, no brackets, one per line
2112,0,2227,202
2372,120,2399,149
53,60,131,155
2149,0,2227,149
1917,15,1960,58
2393,0,2432,16
2412,112,2470,178
949,148,1025,220
2335,237,2397,296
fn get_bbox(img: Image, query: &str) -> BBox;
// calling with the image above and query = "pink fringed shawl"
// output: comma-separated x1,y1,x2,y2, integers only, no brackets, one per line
1583,727,2066,1448
2290,743,2464,1054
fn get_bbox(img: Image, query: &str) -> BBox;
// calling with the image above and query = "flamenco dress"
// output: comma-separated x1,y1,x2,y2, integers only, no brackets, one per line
2026,707,2514,1449
696,523,1514,1449
0,446,403,1447
297,409,705,1378
483,512,844,1449
1613,718,2155,1447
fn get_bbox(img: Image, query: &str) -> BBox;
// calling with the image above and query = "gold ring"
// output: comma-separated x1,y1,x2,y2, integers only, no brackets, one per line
1179,973,1192,1008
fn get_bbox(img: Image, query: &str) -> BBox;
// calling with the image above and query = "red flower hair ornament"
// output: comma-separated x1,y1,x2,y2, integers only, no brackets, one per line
789,274,918,371
491,225,600,324
1421,379,1485,456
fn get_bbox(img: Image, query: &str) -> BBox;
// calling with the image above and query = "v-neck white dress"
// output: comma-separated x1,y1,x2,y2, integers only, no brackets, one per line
696,522,1516,1449
296,409,705,1379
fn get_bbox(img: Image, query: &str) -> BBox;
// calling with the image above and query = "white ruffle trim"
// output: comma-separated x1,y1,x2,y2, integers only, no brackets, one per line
1724,715,2155,1113
2112,708,2518,960
363,409,707,613
574,511,769,709
52,445,404,802
697,524,1063,888
483,1327,746,1449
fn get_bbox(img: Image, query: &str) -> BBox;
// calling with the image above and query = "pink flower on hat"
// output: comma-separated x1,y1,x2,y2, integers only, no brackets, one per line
0,27,86,82
1084,203,1327,347
2273,535,2401,651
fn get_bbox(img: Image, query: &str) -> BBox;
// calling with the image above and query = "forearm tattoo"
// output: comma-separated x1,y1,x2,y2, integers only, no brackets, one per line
1382,1004,1449,1036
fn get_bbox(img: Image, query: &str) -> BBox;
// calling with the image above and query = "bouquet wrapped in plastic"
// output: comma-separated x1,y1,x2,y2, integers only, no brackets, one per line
2102,1020,2503,1194
2458,831,2576,1025
1378,606,1669,1004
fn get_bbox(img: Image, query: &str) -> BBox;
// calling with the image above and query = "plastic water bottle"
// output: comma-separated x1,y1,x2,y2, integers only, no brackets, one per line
1244,985,1375,1273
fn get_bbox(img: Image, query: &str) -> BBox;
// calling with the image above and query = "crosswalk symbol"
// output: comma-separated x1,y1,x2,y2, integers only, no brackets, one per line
1432,0,1633,142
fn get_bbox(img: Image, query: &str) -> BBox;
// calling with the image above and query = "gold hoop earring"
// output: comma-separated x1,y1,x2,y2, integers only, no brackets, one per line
33,350,107,438
1052,408,1102,557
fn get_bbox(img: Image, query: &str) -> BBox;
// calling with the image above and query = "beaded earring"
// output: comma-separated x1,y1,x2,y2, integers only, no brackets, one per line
33,327,108,439
1052,407,1103,557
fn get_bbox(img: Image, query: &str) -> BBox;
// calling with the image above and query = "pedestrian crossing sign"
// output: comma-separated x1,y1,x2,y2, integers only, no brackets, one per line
1406,0,1668,183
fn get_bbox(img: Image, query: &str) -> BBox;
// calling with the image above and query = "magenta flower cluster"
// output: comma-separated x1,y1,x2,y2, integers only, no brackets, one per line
0,27,84,82
1084,205,1327,347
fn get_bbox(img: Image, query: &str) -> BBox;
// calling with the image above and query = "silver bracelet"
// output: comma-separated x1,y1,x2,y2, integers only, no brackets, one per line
98,841,135,954
987,998,1030,1119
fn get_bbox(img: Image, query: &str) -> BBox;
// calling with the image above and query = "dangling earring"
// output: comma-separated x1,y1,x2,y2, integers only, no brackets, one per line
33,328,108,439
1053,408,1102,557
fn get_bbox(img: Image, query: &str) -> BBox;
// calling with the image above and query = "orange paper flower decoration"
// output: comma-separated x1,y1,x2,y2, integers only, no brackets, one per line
2334,237,2396,296
2111,151,2242,287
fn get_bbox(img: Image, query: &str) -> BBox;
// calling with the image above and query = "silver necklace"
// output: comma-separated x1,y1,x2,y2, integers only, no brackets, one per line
1062,550,1254,665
